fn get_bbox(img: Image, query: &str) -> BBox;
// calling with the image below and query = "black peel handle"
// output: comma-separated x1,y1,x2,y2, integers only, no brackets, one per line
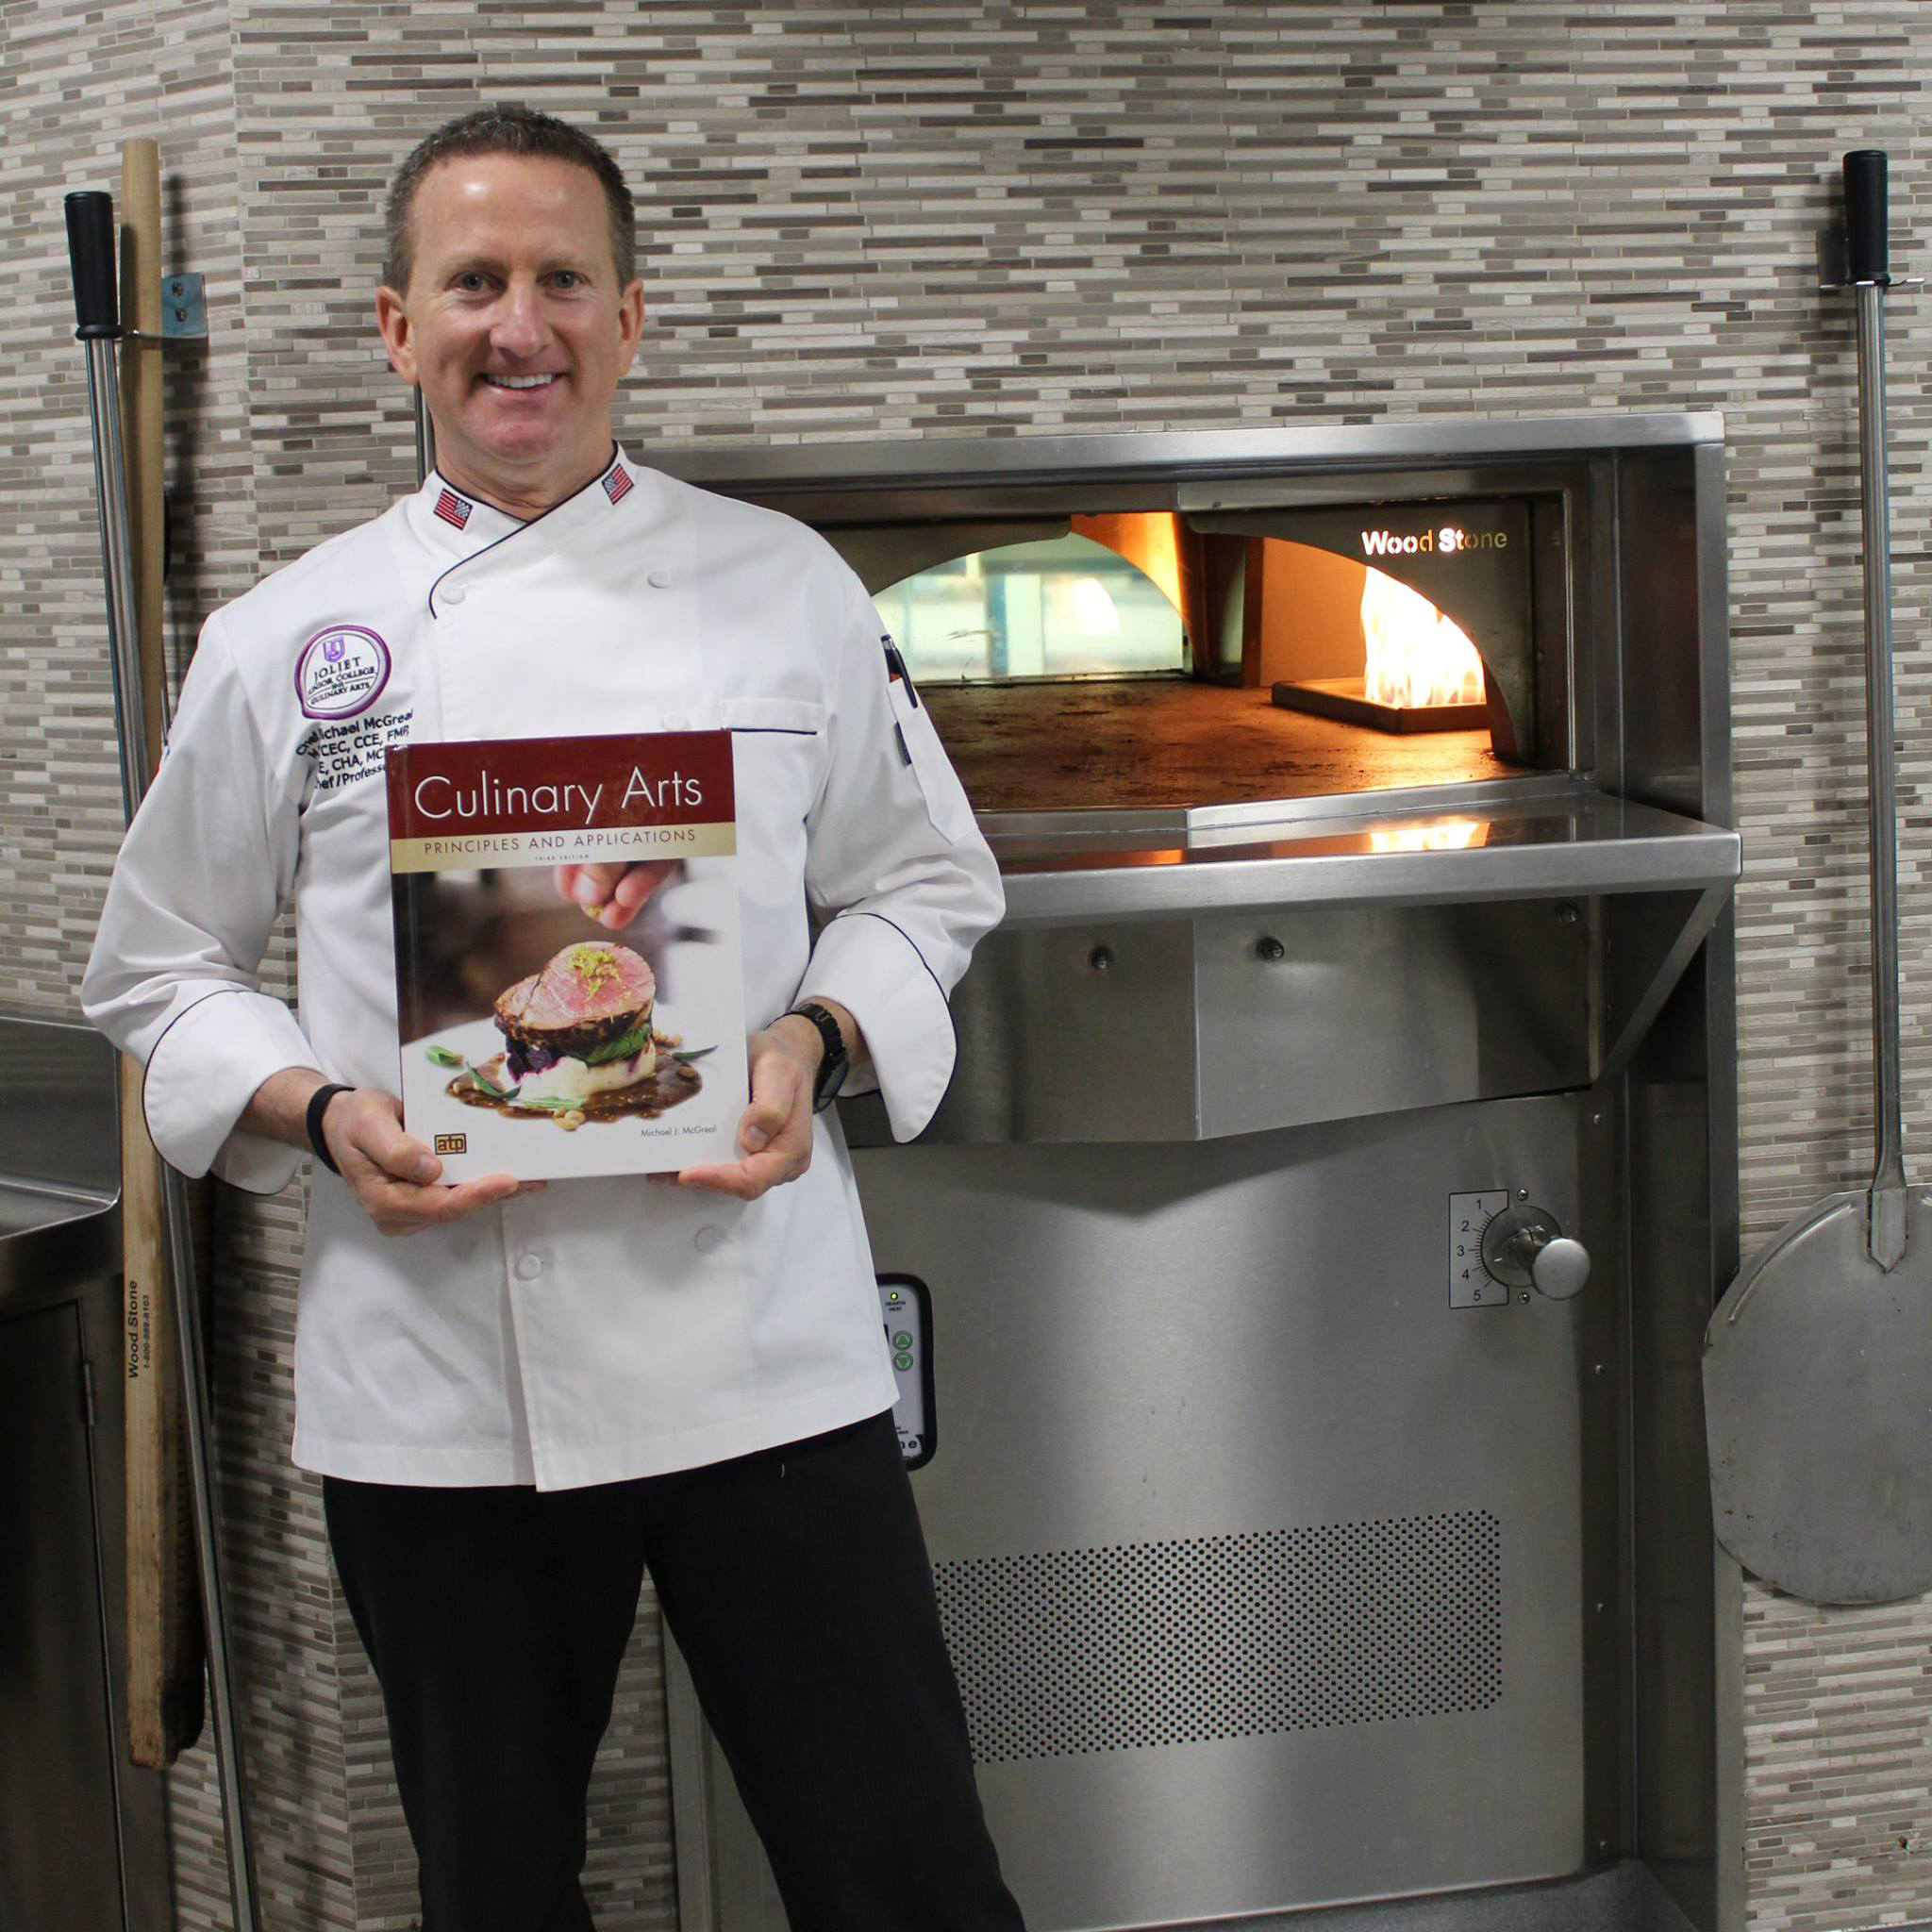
64,191,119,340
1844,150,1890,285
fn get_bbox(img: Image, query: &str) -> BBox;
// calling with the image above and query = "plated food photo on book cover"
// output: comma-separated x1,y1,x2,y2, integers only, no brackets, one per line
432,937,703,1121
385,732,749,1183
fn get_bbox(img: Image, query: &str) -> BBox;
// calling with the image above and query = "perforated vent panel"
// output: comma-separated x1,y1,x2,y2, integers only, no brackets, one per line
933,1510,1502,1763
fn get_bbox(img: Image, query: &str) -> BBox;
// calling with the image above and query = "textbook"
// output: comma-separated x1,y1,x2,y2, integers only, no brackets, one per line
385,731,747,1183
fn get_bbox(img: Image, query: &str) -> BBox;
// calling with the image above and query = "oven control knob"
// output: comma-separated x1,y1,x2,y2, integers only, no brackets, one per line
1526,1236,1591,1301
1480,1205,1591,1300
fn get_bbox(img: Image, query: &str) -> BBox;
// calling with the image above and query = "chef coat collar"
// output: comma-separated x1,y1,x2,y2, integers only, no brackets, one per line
409,473,518,552
407,446,651,613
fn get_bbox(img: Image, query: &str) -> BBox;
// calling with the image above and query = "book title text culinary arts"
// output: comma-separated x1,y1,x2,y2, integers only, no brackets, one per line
386,732,736,874
411,767,705,827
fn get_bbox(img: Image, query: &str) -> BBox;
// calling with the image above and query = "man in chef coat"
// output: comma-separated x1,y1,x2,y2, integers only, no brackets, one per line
83,106,1023,1932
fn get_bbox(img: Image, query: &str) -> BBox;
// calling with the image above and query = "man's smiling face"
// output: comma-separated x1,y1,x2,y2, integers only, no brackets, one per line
375,153,644,518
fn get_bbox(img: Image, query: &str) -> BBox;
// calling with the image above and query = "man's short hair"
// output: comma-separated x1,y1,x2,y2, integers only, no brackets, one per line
383,105,637,293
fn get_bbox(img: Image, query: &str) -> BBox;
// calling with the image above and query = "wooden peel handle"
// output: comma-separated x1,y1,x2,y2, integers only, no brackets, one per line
119,135,208,1770
120,1054,205,1767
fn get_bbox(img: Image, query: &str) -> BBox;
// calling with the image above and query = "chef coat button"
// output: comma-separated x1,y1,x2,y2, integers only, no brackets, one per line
693,1224,725,1255
648,570,671,590
664,712,689,731
442,585,467,608
513,1254,541,1281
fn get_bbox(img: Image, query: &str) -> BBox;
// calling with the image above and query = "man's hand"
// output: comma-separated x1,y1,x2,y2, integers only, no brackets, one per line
675,1016,825,1201
555,860,677,931
320,1087,530,1236
243,1068,531,1237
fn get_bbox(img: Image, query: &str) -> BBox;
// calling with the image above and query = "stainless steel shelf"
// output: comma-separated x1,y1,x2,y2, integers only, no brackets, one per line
0,1014,121,1307
979,782,1740,929
0,1179,118,1305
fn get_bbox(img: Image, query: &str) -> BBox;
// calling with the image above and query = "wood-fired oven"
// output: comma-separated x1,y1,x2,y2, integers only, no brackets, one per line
654,415,1740,1932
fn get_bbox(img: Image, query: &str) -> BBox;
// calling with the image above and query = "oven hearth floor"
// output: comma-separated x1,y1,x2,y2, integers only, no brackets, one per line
1134,1862,1702,1932
924,677,1519,815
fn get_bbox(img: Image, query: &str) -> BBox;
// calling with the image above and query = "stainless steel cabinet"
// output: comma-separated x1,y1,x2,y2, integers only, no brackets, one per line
0,1016,170,1932
1,1292,129,1932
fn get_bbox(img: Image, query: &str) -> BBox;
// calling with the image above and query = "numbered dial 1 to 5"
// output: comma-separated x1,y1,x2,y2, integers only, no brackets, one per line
1449,1191,1512,1307
1448,1191,1592,1307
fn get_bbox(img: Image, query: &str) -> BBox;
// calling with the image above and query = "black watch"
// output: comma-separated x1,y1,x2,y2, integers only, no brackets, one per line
785,1002,849,1111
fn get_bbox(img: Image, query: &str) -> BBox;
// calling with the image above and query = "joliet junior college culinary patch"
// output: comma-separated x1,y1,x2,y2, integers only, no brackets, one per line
296,625,391,721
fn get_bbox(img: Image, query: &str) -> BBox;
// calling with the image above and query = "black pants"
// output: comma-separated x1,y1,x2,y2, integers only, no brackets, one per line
324,1411,1025,1932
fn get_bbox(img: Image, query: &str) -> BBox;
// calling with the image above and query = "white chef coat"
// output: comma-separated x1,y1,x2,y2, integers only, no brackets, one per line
82,450,1004,1491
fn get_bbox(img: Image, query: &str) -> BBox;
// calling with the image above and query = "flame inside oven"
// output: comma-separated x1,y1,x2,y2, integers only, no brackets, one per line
1359,568,1487,710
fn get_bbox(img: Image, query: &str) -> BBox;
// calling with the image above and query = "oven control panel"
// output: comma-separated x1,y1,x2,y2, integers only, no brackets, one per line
877,1274,935,1468
1448,1191,1590,1307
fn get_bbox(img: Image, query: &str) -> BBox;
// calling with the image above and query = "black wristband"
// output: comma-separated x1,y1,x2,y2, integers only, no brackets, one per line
306,1083,353,1174
784,1003,849,1111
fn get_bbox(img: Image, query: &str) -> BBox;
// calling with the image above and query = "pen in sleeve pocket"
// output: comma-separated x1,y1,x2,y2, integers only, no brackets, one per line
881,637,920,708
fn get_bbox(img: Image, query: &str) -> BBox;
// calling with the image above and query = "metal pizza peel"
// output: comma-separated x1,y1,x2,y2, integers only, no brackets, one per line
1704,151,1932,1607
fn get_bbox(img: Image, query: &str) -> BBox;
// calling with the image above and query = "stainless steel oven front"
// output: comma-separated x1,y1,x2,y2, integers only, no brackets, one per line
653,416,1740,1932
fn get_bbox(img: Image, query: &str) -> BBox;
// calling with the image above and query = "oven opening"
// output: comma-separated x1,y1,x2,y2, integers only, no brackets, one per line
868,497,1543,814
873,519,1189,683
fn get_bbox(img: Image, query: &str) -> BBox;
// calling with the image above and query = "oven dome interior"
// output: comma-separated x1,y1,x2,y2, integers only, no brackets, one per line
858,500,1548,813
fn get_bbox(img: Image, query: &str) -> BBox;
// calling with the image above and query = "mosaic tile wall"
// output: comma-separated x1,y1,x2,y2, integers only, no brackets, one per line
8,1,1932,1927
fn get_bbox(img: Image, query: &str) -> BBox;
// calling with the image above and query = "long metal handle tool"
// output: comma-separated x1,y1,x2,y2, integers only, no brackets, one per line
1846,148,1908,1268
1702,148,1932,1607
64,184,261,1932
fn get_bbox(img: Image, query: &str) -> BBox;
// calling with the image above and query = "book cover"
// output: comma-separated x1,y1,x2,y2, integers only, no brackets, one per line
385,731,747,1182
